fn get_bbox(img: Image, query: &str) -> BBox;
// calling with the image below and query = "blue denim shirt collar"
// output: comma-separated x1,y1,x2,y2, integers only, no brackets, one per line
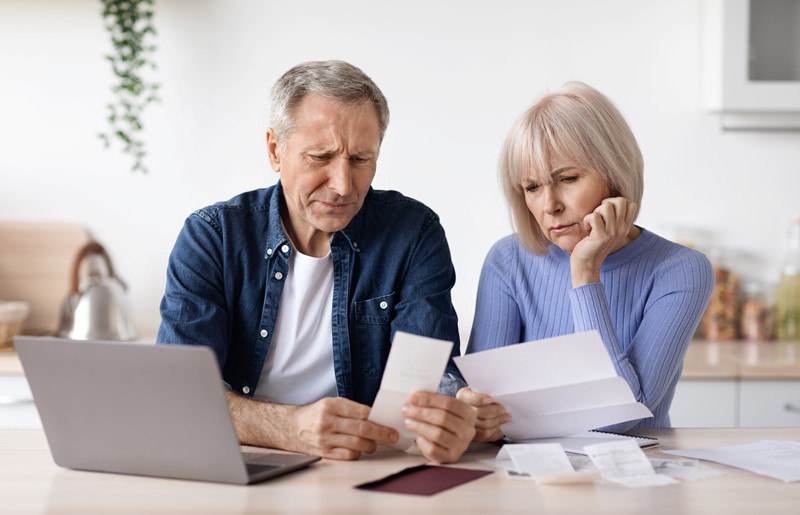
263,182,362,260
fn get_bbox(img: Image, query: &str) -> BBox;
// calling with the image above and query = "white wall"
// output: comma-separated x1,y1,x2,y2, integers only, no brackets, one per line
2,0,800,344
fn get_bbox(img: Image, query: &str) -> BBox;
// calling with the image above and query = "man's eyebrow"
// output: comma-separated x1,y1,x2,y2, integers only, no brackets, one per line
300,144,332,153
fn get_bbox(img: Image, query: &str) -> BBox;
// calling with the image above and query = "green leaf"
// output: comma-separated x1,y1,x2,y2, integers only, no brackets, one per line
100,0,159,173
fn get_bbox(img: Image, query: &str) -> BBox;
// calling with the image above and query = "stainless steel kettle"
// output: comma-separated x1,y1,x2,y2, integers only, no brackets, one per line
57,241,137,340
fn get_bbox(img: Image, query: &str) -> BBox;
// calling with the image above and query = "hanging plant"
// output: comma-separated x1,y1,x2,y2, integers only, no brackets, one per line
98,0,160,173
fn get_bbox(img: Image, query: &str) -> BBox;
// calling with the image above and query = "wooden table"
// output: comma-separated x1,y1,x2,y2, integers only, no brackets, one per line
1,427,798,514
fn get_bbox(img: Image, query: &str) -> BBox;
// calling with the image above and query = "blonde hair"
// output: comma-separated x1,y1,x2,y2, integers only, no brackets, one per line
499,82,644,255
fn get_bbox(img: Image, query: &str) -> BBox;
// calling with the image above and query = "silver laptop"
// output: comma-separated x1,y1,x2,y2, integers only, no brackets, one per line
14,336,320,485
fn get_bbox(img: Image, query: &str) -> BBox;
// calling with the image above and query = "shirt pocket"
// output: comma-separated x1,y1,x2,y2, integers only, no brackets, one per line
354,292,394,376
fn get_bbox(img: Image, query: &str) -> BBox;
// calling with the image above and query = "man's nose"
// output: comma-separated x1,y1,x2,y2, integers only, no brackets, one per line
327,157,354,197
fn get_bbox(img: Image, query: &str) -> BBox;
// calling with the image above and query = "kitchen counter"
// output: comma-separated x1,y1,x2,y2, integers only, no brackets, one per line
1,335,156,376
683,340,800,379
5,340,800,379
0,350,24,375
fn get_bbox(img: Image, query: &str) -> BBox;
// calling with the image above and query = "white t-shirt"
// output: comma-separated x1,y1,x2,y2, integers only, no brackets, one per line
254,249,337,405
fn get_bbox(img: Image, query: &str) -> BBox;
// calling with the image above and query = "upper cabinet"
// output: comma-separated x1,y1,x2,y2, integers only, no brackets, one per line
703,0,800,130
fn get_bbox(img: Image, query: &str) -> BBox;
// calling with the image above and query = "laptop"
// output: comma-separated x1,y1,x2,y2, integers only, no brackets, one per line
14,336,320,485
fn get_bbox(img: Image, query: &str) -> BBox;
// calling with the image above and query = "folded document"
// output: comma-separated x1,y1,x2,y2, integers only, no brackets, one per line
454,331,652,440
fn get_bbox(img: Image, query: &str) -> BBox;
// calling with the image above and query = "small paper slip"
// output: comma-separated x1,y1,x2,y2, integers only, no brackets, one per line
662,440,800,482
650,458,725,481
496,443,598,484
368,332,454,451
584,440,678,487
454,331,652,440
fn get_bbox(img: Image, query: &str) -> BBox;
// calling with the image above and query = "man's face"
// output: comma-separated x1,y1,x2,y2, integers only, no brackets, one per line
267,94,381,256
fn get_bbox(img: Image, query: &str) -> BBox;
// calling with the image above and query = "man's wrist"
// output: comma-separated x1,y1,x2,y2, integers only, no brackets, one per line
225,390,298,451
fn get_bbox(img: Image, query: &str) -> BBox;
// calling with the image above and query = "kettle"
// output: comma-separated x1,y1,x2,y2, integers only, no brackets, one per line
57,241,137,341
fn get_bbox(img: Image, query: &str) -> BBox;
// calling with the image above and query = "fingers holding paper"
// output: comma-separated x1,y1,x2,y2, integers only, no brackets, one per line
457,387,511,442
294,397,400,460
401,391,476,464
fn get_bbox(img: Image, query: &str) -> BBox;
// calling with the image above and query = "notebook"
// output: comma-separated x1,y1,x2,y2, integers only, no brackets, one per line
14,336,320,485
513,430,659,455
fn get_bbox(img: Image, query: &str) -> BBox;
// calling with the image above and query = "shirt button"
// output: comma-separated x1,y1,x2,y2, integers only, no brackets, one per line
266,248,273,256
274,272,284,280
379,301,388,309
260,329,268,338
281,244,290,253
353,241,359,248
242,386,250,394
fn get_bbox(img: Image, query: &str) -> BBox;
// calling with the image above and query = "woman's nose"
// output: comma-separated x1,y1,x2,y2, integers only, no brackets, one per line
542,186,563,214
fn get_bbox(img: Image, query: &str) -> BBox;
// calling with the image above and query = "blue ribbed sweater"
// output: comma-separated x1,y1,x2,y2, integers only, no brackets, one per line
467,228,714,430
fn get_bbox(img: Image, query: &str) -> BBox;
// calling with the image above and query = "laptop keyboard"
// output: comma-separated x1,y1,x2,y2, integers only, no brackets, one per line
245,462,280,474
242,452,283,472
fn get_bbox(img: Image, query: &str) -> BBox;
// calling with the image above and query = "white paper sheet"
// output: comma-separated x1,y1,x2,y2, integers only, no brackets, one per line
454,331,652,439
649,458,725,481
584,440,678,487
496,443,599,483
662,440,800,482
367,331,454,450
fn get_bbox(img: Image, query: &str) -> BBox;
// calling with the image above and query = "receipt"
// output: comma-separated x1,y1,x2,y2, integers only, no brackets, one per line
367,332,453,450
496,444,599,483
584,440,679,487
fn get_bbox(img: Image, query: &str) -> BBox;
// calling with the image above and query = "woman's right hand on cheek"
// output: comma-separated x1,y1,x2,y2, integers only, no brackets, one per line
570,196,638,287
456,387,511,443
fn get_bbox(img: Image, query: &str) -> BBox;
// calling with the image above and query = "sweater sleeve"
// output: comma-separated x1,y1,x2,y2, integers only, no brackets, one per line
569,248,714,430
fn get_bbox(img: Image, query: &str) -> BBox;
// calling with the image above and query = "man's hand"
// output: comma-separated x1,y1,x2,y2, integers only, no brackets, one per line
226,392,399,461
400,391,477,464
293,397,400,460
456,387,510,443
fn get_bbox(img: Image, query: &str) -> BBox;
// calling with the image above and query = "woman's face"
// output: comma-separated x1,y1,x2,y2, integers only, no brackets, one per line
521,165,612,254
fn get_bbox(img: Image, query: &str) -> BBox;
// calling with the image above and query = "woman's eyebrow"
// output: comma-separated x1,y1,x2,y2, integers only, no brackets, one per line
550,166,576,177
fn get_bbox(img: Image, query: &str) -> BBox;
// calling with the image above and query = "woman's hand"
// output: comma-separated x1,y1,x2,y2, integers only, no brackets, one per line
570,197,638,287
456,387,511,443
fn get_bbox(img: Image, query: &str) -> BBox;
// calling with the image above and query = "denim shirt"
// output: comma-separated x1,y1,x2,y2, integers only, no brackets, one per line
157,182,462,405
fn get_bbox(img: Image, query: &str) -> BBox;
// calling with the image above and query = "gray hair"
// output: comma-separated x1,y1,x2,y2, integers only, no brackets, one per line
499,81,644,255
270,60,390,147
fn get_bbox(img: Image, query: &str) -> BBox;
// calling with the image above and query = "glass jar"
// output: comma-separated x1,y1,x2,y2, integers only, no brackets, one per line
740,281,776,342
777,216,800,340
699,249,740,341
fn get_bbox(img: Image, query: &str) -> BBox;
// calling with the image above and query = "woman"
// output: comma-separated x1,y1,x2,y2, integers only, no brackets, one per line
457,82,714,442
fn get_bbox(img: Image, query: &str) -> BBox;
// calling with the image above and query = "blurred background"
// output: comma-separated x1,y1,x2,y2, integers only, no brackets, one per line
2,0,800,345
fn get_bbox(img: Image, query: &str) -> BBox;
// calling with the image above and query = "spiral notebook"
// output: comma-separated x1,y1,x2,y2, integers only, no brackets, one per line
513,430,659,455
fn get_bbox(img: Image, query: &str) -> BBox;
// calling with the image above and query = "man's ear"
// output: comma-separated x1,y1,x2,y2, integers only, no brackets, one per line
265,128,281,173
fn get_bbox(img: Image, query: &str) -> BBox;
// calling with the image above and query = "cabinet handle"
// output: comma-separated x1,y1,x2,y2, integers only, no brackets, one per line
785,402,800,414
0,395,34,406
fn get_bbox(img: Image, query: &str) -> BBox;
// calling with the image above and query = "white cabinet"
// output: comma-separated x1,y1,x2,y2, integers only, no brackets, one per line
671,378,800,427
739,380,800,426
0,375,42,429
671,379,738,427
703,0,800,129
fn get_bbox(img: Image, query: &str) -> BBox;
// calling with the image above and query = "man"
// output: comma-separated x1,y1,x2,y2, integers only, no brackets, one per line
157,60,476,463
